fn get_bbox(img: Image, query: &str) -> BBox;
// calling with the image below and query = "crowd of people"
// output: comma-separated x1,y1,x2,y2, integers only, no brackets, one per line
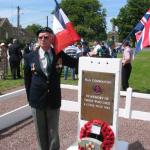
62,39,133,92
0,39,40,79
88,40,118,58
0,36,133,91
62,39,120,80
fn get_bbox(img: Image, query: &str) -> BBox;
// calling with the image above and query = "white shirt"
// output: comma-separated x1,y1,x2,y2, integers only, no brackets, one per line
89,44,101,56
93,44,101,52
122,46,133,65
39,47,53,76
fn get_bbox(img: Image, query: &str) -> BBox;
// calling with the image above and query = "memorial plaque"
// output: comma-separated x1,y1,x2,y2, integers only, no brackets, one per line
81,70,115,125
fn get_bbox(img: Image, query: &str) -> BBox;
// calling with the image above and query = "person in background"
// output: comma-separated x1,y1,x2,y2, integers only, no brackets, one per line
121,41,133,91
23,42,32,56
9,39,22,79
81,41,90,56
89,40,101,57
111,47,118,58
75,42,82,79
0,44,2,60
109,42,117,58
24,27,78,150
0,43,8,78
75,42,82,57
33,42,40,51
63,44,78,80
97,41,111,58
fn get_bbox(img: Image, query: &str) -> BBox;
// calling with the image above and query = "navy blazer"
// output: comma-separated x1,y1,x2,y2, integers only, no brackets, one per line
24,48,78,109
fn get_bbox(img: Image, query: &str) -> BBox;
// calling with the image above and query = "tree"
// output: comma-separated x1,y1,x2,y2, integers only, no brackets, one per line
60,0,107,41
114,0,150,43
25,24,42,35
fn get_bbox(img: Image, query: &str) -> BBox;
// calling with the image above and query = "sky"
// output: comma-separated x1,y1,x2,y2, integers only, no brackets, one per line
0,0,127,32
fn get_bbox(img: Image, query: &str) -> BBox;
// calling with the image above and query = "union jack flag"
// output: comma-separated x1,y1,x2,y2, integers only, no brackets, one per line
134,9,150,53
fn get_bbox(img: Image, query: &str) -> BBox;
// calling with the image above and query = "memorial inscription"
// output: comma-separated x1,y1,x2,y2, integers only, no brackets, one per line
81,71,115,125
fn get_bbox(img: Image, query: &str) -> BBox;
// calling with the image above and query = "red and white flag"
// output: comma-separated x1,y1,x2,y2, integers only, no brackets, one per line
52,3,80,54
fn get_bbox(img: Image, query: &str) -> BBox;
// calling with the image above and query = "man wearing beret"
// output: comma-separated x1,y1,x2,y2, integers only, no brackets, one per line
24,27,78,150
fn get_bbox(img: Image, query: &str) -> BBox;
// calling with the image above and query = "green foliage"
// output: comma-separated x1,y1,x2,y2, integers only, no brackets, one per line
114,0,150,42
25,24,42,35
60,0,107,41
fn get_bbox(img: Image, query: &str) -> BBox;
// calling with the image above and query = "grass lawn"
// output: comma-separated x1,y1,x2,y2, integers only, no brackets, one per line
129,50,150,93
0,69,78,93
0,75,24,92
0,49,150,93
117,49,150,93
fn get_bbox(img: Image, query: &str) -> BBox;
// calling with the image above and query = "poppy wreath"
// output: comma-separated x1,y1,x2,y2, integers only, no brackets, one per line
79,119,115,150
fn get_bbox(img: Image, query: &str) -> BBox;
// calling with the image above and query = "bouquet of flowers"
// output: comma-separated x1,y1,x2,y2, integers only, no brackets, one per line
78,119,114,150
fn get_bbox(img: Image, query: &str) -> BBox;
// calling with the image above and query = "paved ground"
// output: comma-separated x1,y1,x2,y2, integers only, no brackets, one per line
0,87,150,150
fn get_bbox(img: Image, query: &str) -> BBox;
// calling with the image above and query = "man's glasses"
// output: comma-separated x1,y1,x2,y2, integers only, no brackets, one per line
38,36,49,40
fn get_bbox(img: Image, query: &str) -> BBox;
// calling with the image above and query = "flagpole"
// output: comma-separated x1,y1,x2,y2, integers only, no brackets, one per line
115,28,134,54
121,25,141,56
122,28,135,44
54,0,59,7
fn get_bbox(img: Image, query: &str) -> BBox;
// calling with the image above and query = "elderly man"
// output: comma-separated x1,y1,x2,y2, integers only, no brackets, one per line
24,27,78,150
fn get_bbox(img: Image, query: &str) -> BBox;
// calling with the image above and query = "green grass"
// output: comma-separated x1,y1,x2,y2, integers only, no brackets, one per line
118,49,150,93
0,50,150,93
0,66,25,92
130,50,150,93
60,69,78,85
0,69,78,93
0,75,24,92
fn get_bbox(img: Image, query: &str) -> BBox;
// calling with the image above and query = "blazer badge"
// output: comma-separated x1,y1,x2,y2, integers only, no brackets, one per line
31,63,37,74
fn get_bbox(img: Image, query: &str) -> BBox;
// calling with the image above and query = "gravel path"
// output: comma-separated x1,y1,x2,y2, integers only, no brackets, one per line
0,87,150,150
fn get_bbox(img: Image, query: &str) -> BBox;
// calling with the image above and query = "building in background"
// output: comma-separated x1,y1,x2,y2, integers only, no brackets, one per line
0,18,35,43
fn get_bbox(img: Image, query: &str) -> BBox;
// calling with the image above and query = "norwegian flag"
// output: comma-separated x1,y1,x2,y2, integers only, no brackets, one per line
134,9,150,53
52,0,80,54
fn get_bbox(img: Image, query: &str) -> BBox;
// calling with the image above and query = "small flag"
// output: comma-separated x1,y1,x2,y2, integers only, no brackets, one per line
134,9,150,53
52,0,80,54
